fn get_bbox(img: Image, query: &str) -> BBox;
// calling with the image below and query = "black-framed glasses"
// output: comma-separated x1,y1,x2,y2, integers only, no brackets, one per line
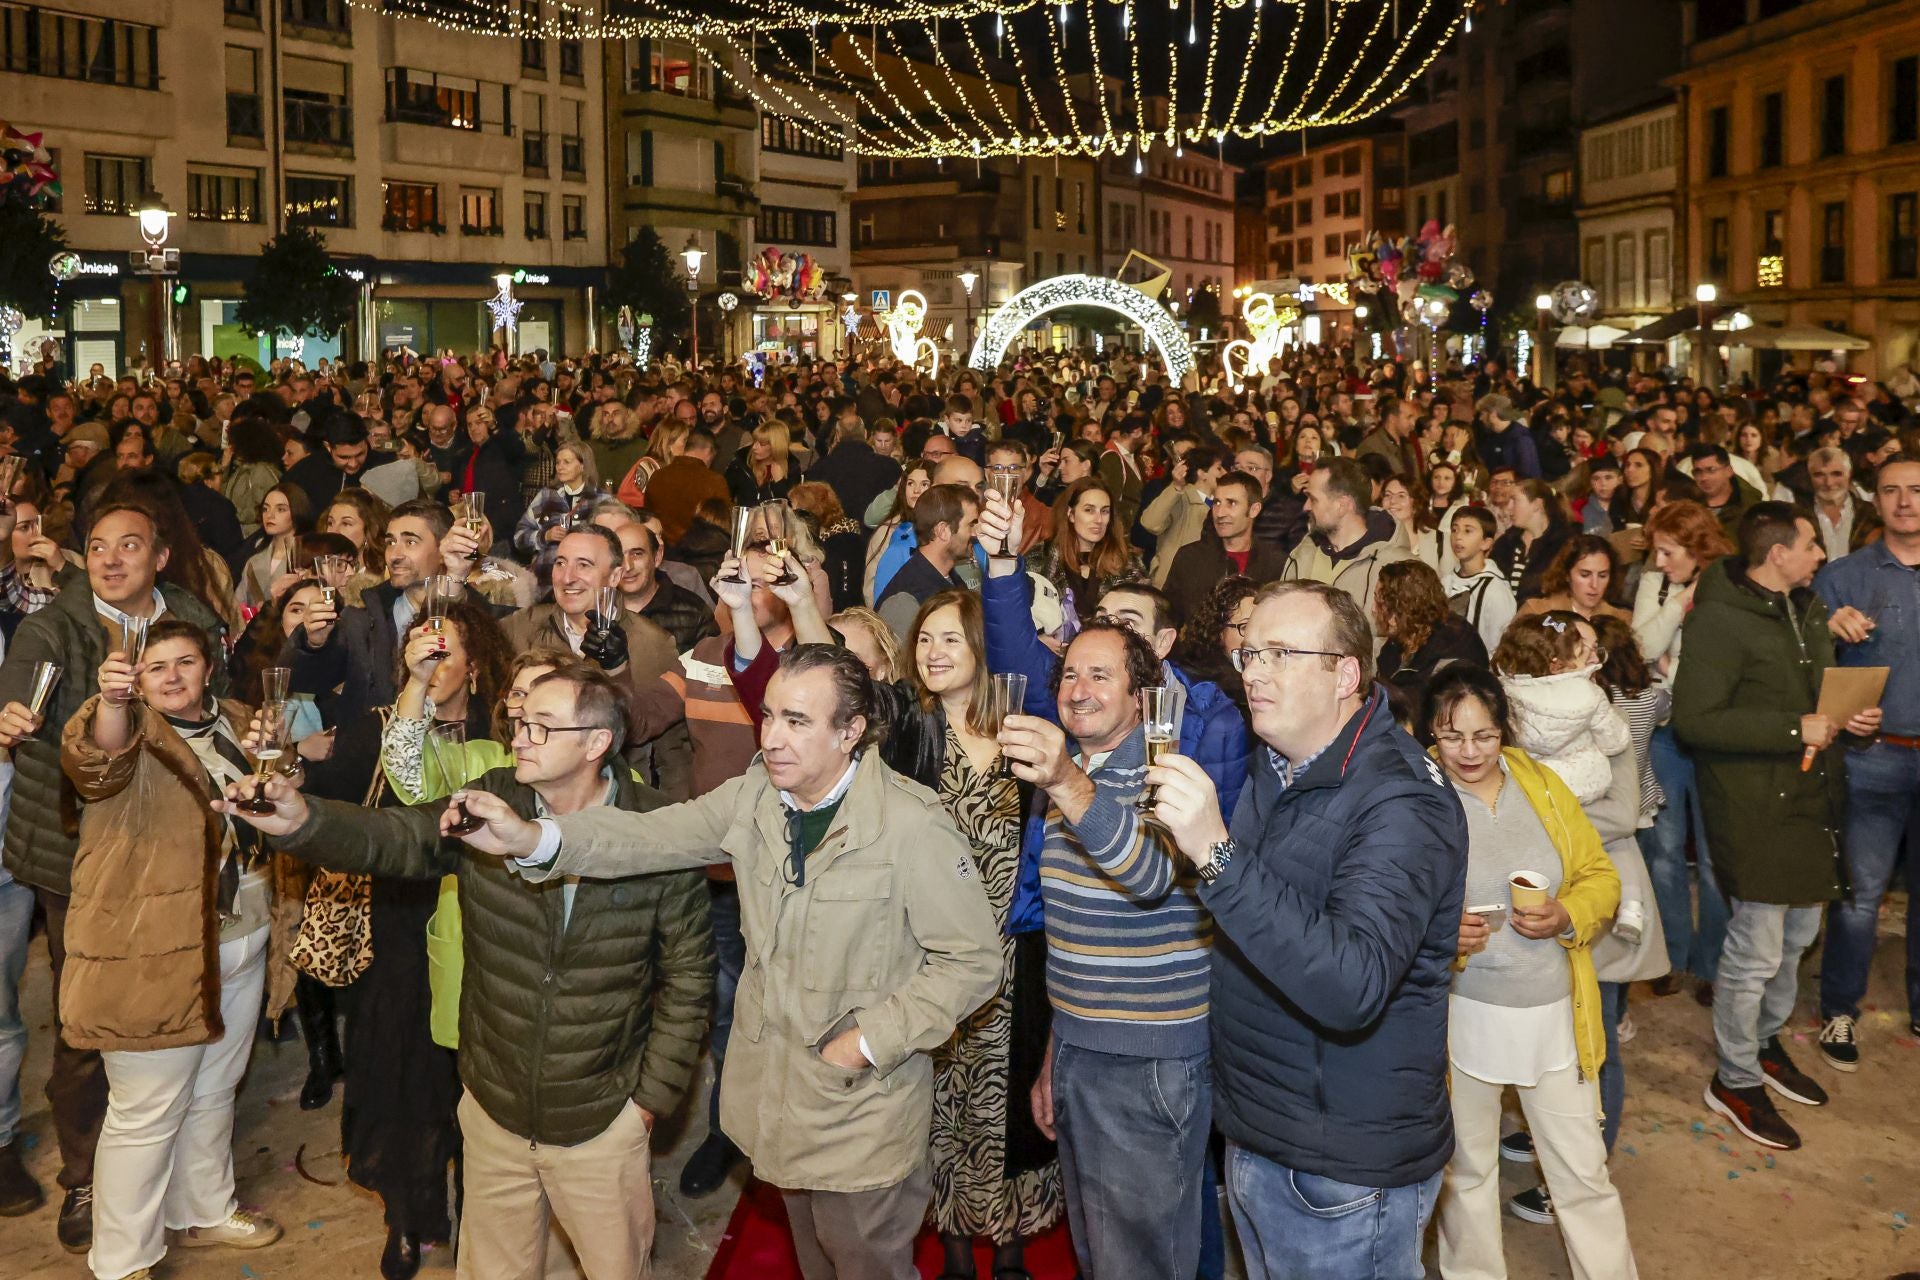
514,721,601,746
1224,618,1252,640
1230,645,1349,674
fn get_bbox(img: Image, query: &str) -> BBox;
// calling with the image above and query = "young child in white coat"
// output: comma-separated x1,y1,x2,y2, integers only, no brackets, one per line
1494,611,1631,805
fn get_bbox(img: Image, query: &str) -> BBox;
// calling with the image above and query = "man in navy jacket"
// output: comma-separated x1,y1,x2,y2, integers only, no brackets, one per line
1149,579,1467,1280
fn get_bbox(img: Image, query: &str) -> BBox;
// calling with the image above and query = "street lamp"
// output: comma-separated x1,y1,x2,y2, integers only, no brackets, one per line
681,233,705,366
1694,281,1718,389
1533,292,1553,387
135,193,178,363
958,268,978,354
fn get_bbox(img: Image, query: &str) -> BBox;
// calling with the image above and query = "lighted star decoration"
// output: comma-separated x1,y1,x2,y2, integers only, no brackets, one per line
486,278,524,332
716,0,1474,160
842,304,861,338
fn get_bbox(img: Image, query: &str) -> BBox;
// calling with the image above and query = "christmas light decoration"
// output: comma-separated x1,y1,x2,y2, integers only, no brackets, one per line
1515,328,1533,376
884,289,941,376
486,273,524,333
1221,292,1296,389
714,0,1472,159
0,307,21,369
969,274,1194,381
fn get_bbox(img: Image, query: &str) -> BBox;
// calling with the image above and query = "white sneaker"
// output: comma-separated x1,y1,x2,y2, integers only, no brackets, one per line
176,1207,283,1250
1617,1012,1637,1044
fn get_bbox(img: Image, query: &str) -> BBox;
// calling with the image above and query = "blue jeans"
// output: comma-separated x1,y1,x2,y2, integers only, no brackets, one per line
1820,741,1920,1023
1715,899,1823,1089
0,878,34,1145
706,880,745,1131
1052,1040,1211,1280
1638,725,1729,981
1226,1143,1440,1280
1600,981,1625,1153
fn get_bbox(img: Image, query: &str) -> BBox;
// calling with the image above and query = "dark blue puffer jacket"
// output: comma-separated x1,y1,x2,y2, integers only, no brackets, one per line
1202,687,1467,1188
979,567,1250,935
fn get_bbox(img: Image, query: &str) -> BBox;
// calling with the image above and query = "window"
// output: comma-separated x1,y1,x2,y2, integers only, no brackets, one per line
386,69,501,132
524,191,548,240
1647,229,1671,306
647,41,710,97
1341,147,1361,177
1759,91,1784,168
561,194,584,239
1033,252,1043,279
83,154,147,216
1891,192,1918,279
1762,208,1786,255
1297,198,1312,226
381,180,440,231
756,204,836,246
558,38,582,79
1543,168,1573,202
1342,189,1361,217
1708,215,1730,279
1076,182,1086,234
283,55,352,149
1321,153,1338,177
1031,176,1042,230
1470,182,1485,214
1612,232,1637,309
1378,186,1401,210
520,1,545,73
459,186,501,234
1323,233,1339,257
187,165,260,222
522,91,547,171
1707,105,1729,177
1415,193,1427,225
285,172,350,227
1322,192,1339,217
1297,237,1313,264
0,3,159,89
1820,201,1846,282
1820,75,1846,158
1108,200,1122,239
226,45,262,141
560,99,584,176
1894,56,1919,146
282,0,349,34
1185,215,1194,259
761,115,844,160
1468,117,1485,150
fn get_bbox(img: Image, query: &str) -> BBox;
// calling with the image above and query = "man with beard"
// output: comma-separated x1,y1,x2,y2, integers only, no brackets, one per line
698,391,746,471
1162,471,1289,624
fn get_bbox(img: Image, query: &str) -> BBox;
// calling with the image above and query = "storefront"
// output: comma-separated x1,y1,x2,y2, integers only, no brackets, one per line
370,263,600,361
727,299,846,364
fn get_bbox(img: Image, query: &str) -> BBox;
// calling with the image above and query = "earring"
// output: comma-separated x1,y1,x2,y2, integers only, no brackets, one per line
469,670,478,694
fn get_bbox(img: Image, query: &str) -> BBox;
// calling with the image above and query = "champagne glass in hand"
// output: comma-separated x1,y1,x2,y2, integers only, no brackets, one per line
429,722,484,834
1136,686,1174,814
237,701,290,815
459,492,488,561
758,502,799,586
718,508,755,584
990,673,1028,777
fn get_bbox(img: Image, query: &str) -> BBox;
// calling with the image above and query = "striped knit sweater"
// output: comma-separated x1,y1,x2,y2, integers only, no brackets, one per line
1040,727,1213,1058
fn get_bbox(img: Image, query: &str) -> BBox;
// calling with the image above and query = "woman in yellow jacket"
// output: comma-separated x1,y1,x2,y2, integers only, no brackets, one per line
1423,664,1639,1280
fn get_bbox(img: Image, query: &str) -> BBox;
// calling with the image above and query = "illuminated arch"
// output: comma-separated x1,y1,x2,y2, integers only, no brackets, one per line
968,274,1194,382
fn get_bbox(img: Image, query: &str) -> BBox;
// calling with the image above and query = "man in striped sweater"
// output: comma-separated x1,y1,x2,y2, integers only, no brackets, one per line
998,621,1214,1280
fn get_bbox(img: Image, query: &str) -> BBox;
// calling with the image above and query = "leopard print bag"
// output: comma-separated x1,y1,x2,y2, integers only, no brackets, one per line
289,709,390,987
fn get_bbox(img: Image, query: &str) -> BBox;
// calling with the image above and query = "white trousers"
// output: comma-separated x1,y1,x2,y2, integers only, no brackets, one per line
1436,1060,1639,1280
89,927,270,1280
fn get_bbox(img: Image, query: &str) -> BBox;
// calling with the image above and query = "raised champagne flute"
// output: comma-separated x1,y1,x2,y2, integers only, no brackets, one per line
429,722,485,836
718,507,755,584
0,455,23,513
421,575,455,660
1136,686,1174,814
985,466,1023,556
27,661,62,718
758,501,799,586
261,665,291,706
593,585,620,630
236,700,290,816
990,672,1028,778
460,491,488,561
120,614,152,673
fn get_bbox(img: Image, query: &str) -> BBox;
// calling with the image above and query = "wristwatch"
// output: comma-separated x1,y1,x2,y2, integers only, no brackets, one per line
1198,837,1235,883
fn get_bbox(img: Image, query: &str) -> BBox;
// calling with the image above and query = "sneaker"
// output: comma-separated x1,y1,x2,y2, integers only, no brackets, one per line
1498,1131,1535,1163
56,1184,92,1253
1705,1074,1801,1150
1617,1012,1637,1044
176,1207,283,1250
1507,1185,1555,1223
1760,1037,1829,1106
1818,1015,1859,1072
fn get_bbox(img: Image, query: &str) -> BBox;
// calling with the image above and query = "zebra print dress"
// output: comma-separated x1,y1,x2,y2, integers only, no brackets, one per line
928,728,1065,1244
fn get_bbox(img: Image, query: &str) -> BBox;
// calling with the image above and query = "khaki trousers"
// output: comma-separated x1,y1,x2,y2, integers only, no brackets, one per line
456,1090,655,1280
781,1163,932,1280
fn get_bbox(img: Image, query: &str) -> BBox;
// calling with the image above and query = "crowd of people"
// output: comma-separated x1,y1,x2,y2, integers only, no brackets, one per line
0,333,1912,1280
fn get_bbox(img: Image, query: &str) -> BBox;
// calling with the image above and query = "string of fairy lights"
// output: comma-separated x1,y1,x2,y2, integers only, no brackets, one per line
359,0,1474,159
711,0,1472,159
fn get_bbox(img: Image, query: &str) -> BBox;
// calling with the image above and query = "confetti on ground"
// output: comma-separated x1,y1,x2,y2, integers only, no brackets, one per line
1727,1171,1740,1180
1622,1144,1638,1157
1866,1175,1877,1184
1691,1121,1706,1132
1745,1165,1758,1173
1764,1155,1776,1169
306,1220,324,1230
1895,1212,1910,1231
242,1267,258,1279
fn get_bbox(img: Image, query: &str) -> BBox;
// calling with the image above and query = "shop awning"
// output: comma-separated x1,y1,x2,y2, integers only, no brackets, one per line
1614,305,1739,345
1722,322,1871,351
1555,323,1629,349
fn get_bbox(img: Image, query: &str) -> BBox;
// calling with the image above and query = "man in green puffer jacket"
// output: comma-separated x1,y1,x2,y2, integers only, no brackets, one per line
1676,502,1879,1155
0,502,229,1251
223,664,712,1279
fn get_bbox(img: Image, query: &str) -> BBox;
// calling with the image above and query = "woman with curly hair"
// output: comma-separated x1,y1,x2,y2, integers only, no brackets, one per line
1517,534,1630,622
1031,477,1146,627
1373,559,1488,731
1173,574,1258,701
322,486,392,600
788,480,866,612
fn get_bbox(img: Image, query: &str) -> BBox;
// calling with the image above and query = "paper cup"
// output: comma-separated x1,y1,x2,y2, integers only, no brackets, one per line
1509,871,1549,910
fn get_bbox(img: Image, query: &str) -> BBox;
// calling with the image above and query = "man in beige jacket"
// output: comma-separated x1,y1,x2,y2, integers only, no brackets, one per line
452,644,1002,1280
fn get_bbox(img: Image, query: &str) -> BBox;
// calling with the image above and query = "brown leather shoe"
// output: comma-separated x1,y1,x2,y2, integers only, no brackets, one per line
1648,974,1682,997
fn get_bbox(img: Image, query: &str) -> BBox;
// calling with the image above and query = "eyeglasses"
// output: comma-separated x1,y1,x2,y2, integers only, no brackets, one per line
1434,731,1504,750
513,721,600,745
1230,645,1349,673
1224,618,1252,639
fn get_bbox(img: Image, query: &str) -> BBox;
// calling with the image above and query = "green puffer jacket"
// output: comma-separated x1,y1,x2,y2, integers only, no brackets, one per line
0,578,229,895
1672,557,1848,905
275,764,714,1146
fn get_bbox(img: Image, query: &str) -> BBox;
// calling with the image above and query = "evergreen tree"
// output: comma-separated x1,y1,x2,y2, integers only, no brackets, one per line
607,227,691,356
0,202,70,320
236,226,354,342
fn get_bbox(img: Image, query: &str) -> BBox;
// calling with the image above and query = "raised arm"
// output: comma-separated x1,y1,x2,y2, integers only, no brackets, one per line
980,571,1062,721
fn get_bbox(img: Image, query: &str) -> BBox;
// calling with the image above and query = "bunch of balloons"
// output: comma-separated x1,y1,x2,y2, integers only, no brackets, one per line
1345,220,1476,325
0,120,59,208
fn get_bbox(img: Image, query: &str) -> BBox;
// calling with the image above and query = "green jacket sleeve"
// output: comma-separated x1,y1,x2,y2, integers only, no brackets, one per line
1672,606,1806,756
629,869,715,1118
275,795,460,881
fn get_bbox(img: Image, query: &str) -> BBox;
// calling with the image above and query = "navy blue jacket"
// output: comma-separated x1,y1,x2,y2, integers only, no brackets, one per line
1202,687,1467,1187
980,566,1249,934
1476,420,1541,479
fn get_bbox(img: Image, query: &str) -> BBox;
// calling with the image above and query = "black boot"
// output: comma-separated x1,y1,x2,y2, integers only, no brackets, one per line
677,1130,744,1198
296,977,344,1111
0,1139,43,1216
380,1227,423,1280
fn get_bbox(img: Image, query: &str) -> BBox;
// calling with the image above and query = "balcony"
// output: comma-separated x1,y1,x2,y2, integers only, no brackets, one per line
1514,119,1574,160
1512,194,1575,225
716,174,755,204
523,131,549,174
284,99,352,152
226,92,263,143
281,0,350,40
460,218,504,237
381,213,446,234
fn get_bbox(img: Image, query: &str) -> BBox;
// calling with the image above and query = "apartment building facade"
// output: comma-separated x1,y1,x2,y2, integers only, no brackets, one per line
1264,132,1406,336
1679,0,1920,376
5,0,609,370
1576,101,1679,339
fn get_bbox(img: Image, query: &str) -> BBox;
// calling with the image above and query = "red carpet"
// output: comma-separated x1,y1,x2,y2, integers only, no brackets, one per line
706,1179,1078,1279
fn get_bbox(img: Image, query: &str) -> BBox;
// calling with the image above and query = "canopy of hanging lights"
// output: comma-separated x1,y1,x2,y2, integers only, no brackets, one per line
362,0,1049,39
